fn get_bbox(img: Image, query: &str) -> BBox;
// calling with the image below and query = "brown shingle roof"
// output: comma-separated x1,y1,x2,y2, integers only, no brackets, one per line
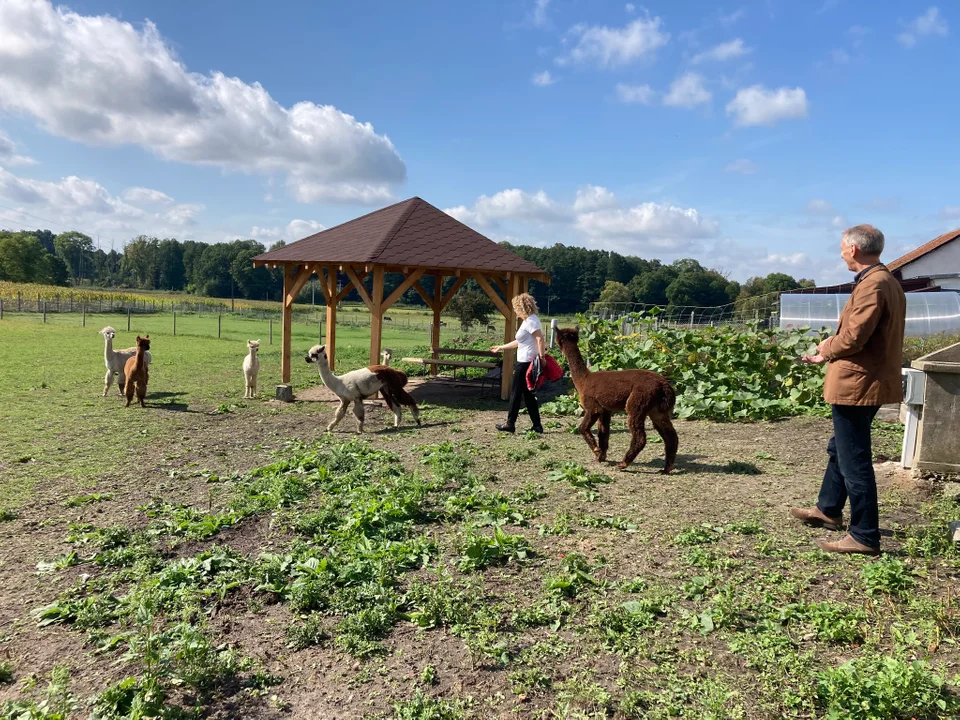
252,197,548,279
888,227,960,272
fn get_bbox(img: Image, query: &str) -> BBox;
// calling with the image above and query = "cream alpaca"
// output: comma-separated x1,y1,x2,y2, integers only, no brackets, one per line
242,340,260,398
99,326,151,396
304,344,420,433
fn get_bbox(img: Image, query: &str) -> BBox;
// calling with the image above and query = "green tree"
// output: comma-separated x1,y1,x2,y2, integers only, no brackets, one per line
446,287,495,331
666,269,737,308
53,231,94,283
0,232,55,283
596,280,632,308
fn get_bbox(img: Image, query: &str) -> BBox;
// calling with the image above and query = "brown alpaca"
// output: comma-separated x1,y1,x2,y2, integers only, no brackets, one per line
123,335,150,408
556,327,678,473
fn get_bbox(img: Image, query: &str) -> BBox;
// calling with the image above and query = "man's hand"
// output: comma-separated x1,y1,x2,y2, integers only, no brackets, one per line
801,354,827,365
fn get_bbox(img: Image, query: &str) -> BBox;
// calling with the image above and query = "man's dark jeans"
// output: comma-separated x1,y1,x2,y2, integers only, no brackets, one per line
817,404,881,548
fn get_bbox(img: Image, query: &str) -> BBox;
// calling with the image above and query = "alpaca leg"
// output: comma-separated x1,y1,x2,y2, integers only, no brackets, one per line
394,386,421,426
103,370,113,397
618,403,648,470
117,372,126,396
327,399,349,432
352,399,365,434
596,411,612,463
251,377,257,397
124,379,135,408
578,411,602,460
650,409,679,475
383,396,402,428
137,381,147,408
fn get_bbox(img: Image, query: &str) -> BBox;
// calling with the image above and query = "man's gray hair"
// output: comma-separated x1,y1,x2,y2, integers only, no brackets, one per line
842,224,885,255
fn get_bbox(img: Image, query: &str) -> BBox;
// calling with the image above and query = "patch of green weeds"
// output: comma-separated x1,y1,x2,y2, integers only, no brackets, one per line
0,509,17,522
457,527,531,571
861,557,916,597
391,689,471,719
579,514,638,532
62,493,114,508
816,654,959,720
509,668,552,696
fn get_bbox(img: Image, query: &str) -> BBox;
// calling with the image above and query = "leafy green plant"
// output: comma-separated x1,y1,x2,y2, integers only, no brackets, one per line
0,662,13,685
539,393,583,417
457,527,531,571
62,493,114,508
816,655,959,720
581,312,829,421
0,509,17,522
547,462,613,491
861,558,915,597
391,690,470,719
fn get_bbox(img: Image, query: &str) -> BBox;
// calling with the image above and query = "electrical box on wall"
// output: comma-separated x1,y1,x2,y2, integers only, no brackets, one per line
902,367,926,405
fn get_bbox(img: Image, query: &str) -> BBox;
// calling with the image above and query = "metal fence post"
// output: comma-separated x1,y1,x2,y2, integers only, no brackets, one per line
218,313,222,338
17,291,21,312
127,307,131,331
173,311,177,335
82,303,86,327
269,318,273,345
43,302,46,323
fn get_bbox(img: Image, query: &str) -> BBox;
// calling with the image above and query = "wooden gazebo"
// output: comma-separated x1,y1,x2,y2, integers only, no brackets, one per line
252,197,550,400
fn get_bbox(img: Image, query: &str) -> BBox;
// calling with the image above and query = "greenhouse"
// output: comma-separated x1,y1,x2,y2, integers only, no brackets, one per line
779,291,960,337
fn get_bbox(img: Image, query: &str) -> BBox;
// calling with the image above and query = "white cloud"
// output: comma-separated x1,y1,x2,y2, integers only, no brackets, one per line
445,189,570,227
664,73,711,108
576,203,720,251
532,71,557,87
164,203,205,227
939,206,960,221
0,166,137,216
724,159,759,174
897,7,948,48
691,38,751,64
0,0,405,205
806,199,837,216
616,82,656,104
251,219,325,243
726,85,808,127
531,0,551,27
625,3,636,14
289,181,395,205
287,219,325,238
558,17,669,68
0,129,36,167
0,164,225,244
122,187,174,206
573,185,618,212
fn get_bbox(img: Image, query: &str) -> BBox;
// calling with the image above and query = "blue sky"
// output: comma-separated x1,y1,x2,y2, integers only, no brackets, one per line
0,0,957,284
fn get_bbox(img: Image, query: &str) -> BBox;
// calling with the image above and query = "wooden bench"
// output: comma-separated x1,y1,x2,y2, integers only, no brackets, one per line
401,346,501,381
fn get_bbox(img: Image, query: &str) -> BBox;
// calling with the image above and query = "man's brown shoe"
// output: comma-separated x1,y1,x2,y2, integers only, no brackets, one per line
790,506,843,531
817,533,880,556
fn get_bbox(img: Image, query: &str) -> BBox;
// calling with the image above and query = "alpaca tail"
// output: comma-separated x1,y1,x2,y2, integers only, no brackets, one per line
659,377,677,414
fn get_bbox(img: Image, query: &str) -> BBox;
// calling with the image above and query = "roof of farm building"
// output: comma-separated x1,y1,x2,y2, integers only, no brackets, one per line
888,226,960,273
252,196,548,279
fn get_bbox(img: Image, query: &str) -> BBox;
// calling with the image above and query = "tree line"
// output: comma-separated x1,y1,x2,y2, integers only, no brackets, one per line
0,229,815,312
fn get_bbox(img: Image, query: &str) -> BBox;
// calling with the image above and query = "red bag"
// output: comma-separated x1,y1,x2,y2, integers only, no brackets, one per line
526,354,563,391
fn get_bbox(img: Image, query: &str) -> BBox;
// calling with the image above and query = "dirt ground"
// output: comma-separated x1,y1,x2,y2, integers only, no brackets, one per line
0,379,953,719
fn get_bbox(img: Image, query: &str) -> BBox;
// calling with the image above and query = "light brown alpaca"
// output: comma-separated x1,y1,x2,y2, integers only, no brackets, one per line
556,327,678,473
123,336,151,408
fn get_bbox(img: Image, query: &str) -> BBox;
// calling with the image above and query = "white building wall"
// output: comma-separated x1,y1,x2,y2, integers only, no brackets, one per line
898,238,960,283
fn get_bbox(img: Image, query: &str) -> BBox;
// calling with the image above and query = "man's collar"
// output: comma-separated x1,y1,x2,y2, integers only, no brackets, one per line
854,263,884,285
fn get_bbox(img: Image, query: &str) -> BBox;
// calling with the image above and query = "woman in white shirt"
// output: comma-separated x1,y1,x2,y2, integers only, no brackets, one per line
491,293,545,433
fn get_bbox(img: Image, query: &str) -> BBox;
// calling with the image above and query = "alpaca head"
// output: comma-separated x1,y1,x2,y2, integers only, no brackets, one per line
304,344,328,366
100,327,116,339
136,335,151,352
248,340,260,354
556,327,580,351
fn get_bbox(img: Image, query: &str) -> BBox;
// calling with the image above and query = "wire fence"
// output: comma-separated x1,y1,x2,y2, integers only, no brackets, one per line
588,292,784,332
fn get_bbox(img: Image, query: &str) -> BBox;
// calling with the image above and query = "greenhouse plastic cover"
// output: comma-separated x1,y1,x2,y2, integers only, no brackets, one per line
779,292,960,337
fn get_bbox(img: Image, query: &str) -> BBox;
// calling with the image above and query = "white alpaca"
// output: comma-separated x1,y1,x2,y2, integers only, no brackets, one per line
99,326,151,397
304,344,420,433
243,340,260,398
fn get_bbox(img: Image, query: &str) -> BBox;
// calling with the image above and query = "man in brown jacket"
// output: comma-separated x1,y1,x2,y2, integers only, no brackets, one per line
792,224,906,555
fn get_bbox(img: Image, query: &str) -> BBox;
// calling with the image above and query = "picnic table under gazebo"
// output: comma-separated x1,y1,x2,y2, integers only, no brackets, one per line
252,196,550,401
